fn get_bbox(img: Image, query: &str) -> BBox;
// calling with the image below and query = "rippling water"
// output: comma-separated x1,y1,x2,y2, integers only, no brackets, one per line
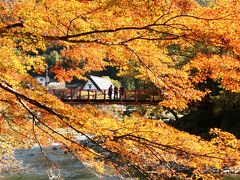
4,145,116,180
2,145,239,180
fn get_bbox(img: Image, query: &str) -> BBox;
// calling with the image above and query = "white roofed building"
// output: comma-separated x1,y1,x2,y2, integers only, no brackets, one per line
35,76,65,89
82,75,114,91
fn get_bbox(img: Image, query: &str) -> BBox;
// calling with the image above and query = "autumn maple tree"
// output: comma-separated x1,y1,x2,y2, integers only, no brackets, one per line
0,0,240,179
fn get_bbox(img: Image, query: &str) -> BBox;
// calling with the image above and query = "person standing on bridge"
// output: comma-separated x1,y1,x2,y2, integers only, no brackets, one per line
108,85,113,100
119,86,125,100
114,86,118,99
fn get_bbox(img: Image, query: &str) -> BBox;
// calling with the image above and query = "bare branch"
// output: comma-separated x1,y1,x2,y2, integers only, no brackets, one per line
163,14,235,25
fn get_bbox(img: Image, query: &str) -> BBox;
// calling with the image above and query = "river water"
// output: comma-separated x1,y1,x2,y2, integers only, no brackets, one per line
2,144,240,180
3,145,117,180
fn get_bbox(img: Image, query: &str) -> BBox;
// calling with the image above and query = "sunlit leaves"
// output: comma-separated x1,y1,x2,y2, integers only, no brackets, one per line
185,54,240,92
1,0,239,106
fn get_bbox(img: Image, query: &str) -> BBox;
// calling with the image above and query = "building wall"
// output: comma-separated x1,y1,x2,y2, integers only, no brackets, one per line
82,80,98,91
35,76,46,86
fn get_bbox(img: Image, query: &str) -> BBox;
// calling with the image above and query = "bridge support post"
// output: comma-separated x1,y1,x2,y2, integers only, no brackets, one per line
78,90,81,100
134,90,138,103
95,91,97,100
61,89,65,100
104,90,106,102
70,89,73,100
87,90,90,102
149,89,152,102
124,91,127,101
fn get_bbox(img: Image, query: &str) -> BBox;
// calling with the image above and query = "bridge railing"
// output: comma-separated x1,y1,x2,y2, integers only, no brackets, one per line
48,88,163,103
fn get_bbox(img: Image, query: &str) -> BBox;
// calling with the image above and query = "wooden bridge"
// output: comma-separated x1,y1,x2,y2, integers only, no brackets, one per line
48,88,163,105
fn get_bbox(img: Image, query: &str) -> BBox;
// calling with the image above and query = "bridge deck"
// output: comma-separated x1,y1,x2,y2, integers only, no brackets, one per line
48,88,162,105
63,99,161,105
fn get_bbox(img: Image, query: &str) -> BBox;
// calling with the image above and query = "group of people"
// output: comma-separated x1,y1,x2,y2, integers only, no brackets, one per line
108,85,125,100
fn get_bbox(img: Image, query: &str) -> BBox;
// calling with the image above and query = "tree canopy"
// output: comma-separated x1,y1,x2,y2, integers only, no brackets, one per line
0,0,240,179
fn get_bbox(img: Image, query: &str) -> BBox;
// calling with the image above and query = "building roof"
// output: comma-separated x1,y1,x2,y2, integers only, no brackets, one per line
89,75,114,90
82,75,114,91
